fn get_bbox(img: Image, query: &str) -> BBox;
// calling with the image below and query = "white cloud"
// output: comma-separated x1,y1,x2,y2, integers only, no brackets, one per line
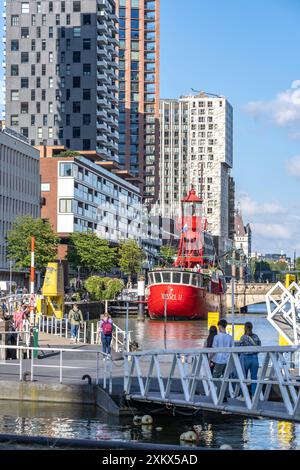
251,222,292,240
239,193,285,216
246,81,300,127
286,155,300,179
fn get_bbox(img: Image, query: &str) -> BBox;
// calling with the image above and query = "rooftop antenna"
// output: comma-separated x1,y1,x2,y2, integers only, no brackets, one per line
191,88,222,99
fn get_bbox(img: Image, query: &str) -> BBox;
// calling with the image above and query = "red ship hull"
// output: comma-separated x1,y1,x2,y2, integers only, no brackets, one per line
147,283,225,320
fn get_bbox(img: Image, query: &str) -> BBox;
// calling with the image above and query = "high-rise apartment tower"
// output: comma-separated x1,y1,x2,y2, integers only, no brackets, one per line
116,0,160,203
4,0,119,161
158,92,234,255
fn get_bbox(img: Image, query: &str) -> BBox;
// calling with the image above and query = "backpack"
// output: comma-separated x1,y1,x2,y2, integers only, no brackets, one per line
102,320,113,336
72,309,81,322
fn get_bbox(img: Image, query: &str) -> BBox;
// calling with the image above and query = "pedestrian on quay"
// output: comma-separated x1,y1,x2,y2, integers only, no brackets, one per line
99,312,113,357
237,322,261,398
211,319,233,402
68,303,83,344
205,325,218,373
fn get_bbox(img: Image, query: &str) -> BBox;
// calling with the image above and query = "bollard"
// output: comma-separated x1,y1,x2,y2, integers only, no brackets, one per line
137,279,145,322
33,327,39,359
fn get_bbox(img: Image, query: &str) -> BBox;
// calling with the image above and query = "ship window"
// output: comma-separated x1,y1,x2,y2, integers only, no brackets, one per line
172,272,181,283
154,273,162,283
162,272,171,283
148,273,154,284
191,274,199,287
182,273,191,285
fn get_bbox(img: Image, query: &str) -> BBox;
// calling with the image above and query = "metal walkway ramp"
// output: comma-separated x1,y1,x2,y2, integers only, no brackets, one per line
266,282,300,345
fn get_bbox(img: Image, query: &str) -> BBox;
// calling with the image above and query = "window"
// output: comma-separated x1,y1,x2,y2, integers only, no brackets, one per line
21,77,29,88
42,14,46,25
31,14,36,26
36,77,40,88
38,127,43,139
56,14,60,25
83,38,91,50
60,163,73,177
42,89,46,100
73,27,81,38
73,1,81,12
66,114,70,125
31,39,36,51
21,128,29,138
73,51,81,63
73,76,81,88
83,114,91,125
83,14,91,24
42,64,46,75
11,40,19,51
66,64,71,75
73,127,81,138
42,39,46,50
49,77,54,88
83,63,91,76
83,89,91,100
11,115,19,126
49,26,53,38
41,183,51,192
37,1,41,13
43,115,47,125
21,27,29,38
36,26,41,38
11,65,19,76
48,127,53,138
61,27,65,38
48,102,53,113
83,139,91,150
49,1,53,12
49,52,53,63
21,102,29,114
66,14,71,25
11,15,19,26
31,115,35,125
66,39,71,50
21,3,30,14
73,102,81,113
11,90,19,101
61,51,65,63
59,199,73,213
36,51,41,63
31,65,35,76
36,102,40,113
21,52,29,63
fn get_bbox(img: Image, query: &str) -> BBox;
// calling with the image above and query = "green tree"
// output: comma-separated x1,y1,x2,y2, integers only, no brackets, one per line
7,216,59,271
67,232,117,274
159,245,177,265
84,276,124,301
296,257,300,271
119,240,144,285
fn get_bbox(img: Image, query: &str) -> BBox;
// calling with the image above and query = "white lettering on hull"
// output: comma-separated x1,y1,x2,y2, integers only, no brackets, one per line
161,293,183,301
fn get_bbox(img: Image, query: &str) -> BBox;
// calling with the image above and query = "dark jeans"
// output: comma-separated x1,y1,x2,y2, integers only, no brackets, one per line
101,333,112,355
241,354,259,396
212,363,228,399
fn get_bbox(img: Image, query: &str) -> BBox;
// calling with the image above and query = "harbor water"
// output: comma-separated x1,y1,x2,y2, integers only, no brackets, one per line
0,303,299,450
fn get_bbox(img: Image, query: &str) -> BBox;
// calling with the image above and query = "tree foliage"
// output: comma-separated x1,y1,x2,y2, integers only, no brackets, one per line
85,276,124,301
55,150,81,158
7,216,59,271
67,232,117,274
119,240,144,278
159,245,177,264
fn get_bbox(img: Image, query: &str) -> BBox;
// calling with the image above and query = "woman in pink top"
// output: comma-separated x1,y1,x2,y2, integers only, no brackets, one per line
13,304,25,331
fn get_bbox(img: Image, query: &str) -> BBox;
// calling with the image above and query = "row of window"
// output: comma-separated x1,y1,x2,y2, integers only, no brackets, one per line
20,1,82,15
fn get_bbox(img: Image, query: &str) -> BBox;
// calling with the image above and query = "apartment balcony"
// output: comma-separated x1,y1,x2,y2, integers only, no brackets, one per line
97,34,108,45
108,83,118,93
97,47,109,58
97,96,109,108
97,72,109,83
106,68,118,80
96,145,109,158
97,108,108,119
97,133,108,144
97,59,108,69
97,21,109,34
97,121,108,132
97,84,108,94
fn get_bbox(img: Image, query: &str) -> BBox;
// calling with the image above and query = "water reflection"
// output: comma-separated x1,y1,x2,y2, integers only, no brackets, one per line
0,401,300,449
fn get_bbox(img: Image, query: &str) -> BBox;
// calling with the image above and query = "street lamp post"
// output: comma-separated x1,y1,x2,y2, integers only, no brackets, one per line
9,260,13,297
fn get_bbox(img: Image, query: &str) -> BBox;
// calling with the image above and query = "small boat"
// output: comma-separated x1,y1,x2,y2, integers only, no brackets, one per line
146,189,226,320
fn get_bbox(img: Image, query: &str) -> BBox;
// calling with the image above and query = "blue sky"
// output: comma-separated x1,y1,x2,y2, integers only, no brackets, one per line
1,1,299,256
160,0,300,257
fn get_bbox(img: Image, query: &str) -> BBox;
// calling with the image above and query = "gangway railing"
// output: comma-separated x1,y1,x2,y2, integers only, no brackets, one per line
266,282,300,345
90,321,132,353
0,344,113,393
124,346,300,420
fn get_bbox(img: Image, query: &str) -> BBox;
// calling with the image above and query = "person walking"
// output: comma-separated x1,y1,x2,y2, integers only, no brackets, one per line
68,304,83,343
237,322,261,397
211,319,234,402
205,325,218,373
99,312,113,357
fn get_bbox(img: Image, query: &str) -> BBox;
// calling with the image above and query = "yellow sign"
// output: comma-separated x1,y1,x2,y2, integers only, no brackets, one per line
207,312,220,330
42,263,64,296
226,324,245,341
279,333,291,346
285,274,296,288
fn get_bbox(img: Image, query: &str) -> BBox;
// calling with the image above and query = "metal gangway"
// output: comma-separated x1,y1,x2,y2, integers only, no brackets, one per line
124,346,300,422
266,282,300,345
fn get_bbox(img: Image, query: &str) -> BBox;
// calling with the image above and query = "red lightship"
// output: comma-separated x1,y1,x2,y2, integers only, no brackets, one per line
147,189,226,320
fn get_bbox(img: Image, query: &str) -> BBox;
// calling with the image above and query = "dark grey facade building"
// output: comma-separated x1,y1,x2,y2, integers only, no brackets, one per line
4,0,119,161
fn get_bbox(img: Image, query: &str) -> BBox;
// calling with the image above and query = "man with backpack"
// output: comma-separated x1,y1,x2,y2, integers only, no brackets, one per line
99,312,113,357
68,304,83,343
